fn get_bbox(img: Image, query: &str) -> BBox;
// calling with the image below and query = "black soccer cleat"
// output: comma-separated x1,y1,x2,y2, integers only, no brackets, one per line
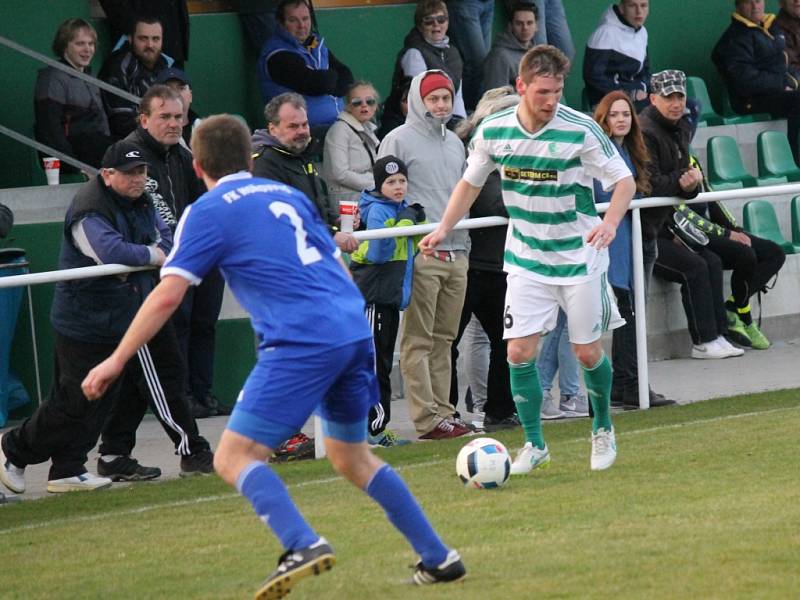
254,537,336,600
412,549,467,585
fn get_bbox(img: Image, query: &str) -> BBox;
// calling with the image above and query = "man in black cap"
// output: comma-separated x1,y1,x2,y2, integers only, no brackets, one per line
1,141,177,495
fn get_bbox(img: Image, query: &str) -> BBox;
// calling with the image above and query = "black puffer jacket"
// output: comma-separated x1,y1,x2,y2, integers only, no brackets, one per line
468,171,508,273
712,12,799,112
251,129,337,227
638,105,698,241
124,127,204,228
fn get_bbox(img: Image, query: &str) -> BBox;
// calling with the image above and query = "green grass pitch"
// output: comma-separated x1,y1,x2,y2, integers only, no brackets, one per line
2,389,799,599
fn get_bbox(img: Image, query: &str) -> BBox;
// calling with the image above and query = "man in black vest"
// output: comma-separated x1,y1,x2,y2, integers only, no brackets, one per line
0,141,209,495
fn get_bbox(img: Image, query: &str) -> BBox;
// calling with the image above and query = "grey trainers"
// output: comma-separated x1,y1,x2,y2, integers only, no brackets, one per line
540,391,564,420
559,394,589,417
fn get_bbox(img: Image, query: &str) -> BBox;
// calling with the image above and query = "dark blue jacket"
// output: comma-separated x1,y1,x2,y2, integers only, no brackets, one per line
258,27,343,128
712,12,800,111
349,190,423,309
50,176,172,344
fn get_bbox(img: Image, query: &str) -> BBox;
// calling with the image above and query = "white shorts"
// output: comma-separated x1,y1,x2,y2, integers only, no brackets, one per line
502,272,625,344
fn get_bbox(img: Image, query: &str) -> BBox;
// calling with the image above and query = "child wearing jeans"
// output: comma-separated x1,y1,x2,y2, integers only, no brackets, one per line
350,156,426,447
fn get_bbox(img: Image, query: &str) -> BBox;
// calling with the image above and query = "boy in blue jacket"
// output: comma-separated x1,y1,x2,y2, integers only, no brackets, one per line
350,156,425,447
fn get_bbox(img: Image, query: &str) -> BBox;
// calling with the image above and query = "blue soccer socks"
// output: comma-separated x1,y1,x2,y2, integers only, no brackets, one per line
237,461,319,551
366,464,449,568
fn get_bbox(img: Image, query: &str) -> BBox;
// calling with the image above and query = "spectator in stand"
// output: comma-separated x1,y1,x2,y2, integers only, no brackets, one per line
527,0,575,60
0,141,179,496
379,70,470,440
592,90,674,408
258,0,354,139
34,18,113,172
640,71,744,361
777,0,800,71
682,155,785,350
350,156,424,447
387,1,467,122
449,86,522,433
119,85,226,421
378,76,412,140
322,81,380,208
445,0,494,111
100,16,169,138
100,0,189,67
712,0,800,161
583,1,650,112
482,2,538,91
252,92,359,254
155,67,201,148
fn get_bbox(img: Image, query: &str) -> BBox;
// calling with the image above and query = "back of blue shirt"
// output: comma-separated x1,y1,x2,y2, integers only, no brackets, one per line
162,172,371,354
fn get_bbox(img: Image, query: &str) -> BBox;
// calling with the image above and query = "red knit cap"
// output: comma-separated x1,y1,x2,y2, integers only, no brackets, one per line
419,72,454,100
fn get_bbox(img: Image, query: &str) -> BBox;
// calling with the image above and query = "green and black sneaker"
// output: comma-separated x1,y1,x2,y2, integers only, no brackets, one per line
726,311,751,347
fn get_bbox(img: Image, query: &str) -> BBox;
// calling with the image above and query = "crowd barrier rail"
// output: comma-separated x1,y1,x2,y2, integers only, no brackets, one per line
2,183,799,415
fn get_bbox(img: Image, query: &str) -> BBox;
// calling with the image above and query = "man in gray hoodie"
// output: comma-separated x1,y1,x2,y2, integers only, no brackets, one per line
378,70,470,440
483,2,538,91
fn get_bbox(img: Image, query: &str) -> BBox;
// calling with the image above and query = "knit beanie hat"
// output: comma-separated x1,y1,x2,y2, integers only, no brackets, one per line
419,71,454,100
373,155,408,192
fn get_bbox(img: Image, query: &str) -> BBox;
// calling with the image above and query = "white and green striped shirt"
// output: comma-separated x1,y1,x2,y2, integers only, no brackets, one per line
464,103,631,285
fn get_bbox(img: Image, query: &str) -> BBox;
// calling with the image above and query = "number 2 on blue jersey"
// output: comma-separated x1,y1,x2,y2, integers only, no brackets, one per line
269,201,322,265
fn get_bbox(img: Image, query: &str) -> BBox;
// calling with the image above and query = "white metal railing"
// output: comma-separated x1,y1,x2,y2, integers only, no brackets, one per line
2,183,799,412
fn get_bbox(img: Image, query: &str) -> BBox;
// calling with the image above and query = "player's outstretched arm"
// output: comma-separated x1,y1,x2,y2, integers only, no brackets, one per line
586,175,636,249
81,275,191,400
418,179,482,255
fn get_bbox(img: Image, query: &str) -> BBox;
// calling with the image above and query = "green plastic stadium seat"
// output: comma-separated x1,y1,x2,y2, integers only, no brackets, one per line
742,200,796,254
686,76,723,127
757,131,800,182
706,136,758,190
720,88,772,124
791,196,800,249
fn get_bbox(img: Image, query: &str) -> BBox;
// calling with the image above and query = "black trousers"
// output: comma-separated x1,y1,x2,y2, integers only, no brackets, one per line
743,92,800,161
449,269,515,420
172,267,225,400
99,321,210,458
706,234,785,310
654,238,727,345
2,333,124,480
366,304,400,436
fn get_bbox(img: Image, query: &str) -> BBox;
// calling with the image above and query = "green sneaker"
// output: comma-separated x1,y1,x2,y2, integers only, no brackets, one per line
744,322,770,349
726,311,751,347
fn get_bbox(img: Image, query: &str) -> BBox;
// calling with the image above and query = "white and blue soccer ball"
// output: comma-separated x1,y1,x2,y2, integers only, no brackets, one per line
456,437,511,489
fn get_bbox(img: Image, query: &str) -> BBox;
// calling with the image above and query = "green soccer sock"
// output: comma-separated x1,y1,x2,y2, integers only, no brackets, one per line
582,353,613,434
508,360,545,449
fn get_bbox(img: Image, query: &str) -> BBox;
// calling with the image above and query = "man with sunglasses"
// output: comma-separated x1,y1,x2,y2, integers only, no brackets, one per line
258,0,354,140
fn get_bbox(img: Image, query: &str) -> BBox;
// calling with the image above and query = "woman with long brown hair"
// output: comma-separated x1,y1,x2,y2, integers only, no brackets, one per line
592,90,674,409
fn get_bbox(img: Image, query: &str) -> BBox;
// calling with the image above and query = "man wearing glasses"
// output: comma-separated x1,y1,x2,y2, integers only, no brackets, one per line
258,0,354,140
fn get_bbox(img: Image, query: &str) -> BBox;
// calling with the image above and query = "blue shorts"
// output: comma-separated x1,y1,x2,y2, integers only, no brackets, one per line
226,338,379,449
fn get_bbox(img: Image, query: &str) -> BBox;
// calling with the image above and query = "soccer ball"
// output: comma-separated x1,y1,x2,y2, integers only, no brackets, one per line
455,437,511,489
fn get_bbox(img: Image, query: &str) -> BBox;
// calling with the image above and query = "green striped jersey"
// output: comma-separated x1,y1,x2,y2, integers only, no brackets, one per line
464,103,632,285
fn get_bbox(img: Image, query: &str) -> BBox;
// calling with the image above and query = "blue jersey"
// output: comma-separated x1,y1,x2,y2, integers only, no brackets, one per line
162,172,372,355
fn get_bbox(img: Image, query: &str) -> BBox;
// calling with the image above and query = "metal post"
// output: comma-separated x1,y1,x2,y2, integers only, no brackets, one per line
631,208,650,409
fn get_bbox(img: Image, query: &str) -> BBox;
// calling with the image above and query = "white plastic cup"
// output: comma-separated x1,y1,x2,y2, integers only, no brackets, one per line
339,199,357,233
43,157,60,185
